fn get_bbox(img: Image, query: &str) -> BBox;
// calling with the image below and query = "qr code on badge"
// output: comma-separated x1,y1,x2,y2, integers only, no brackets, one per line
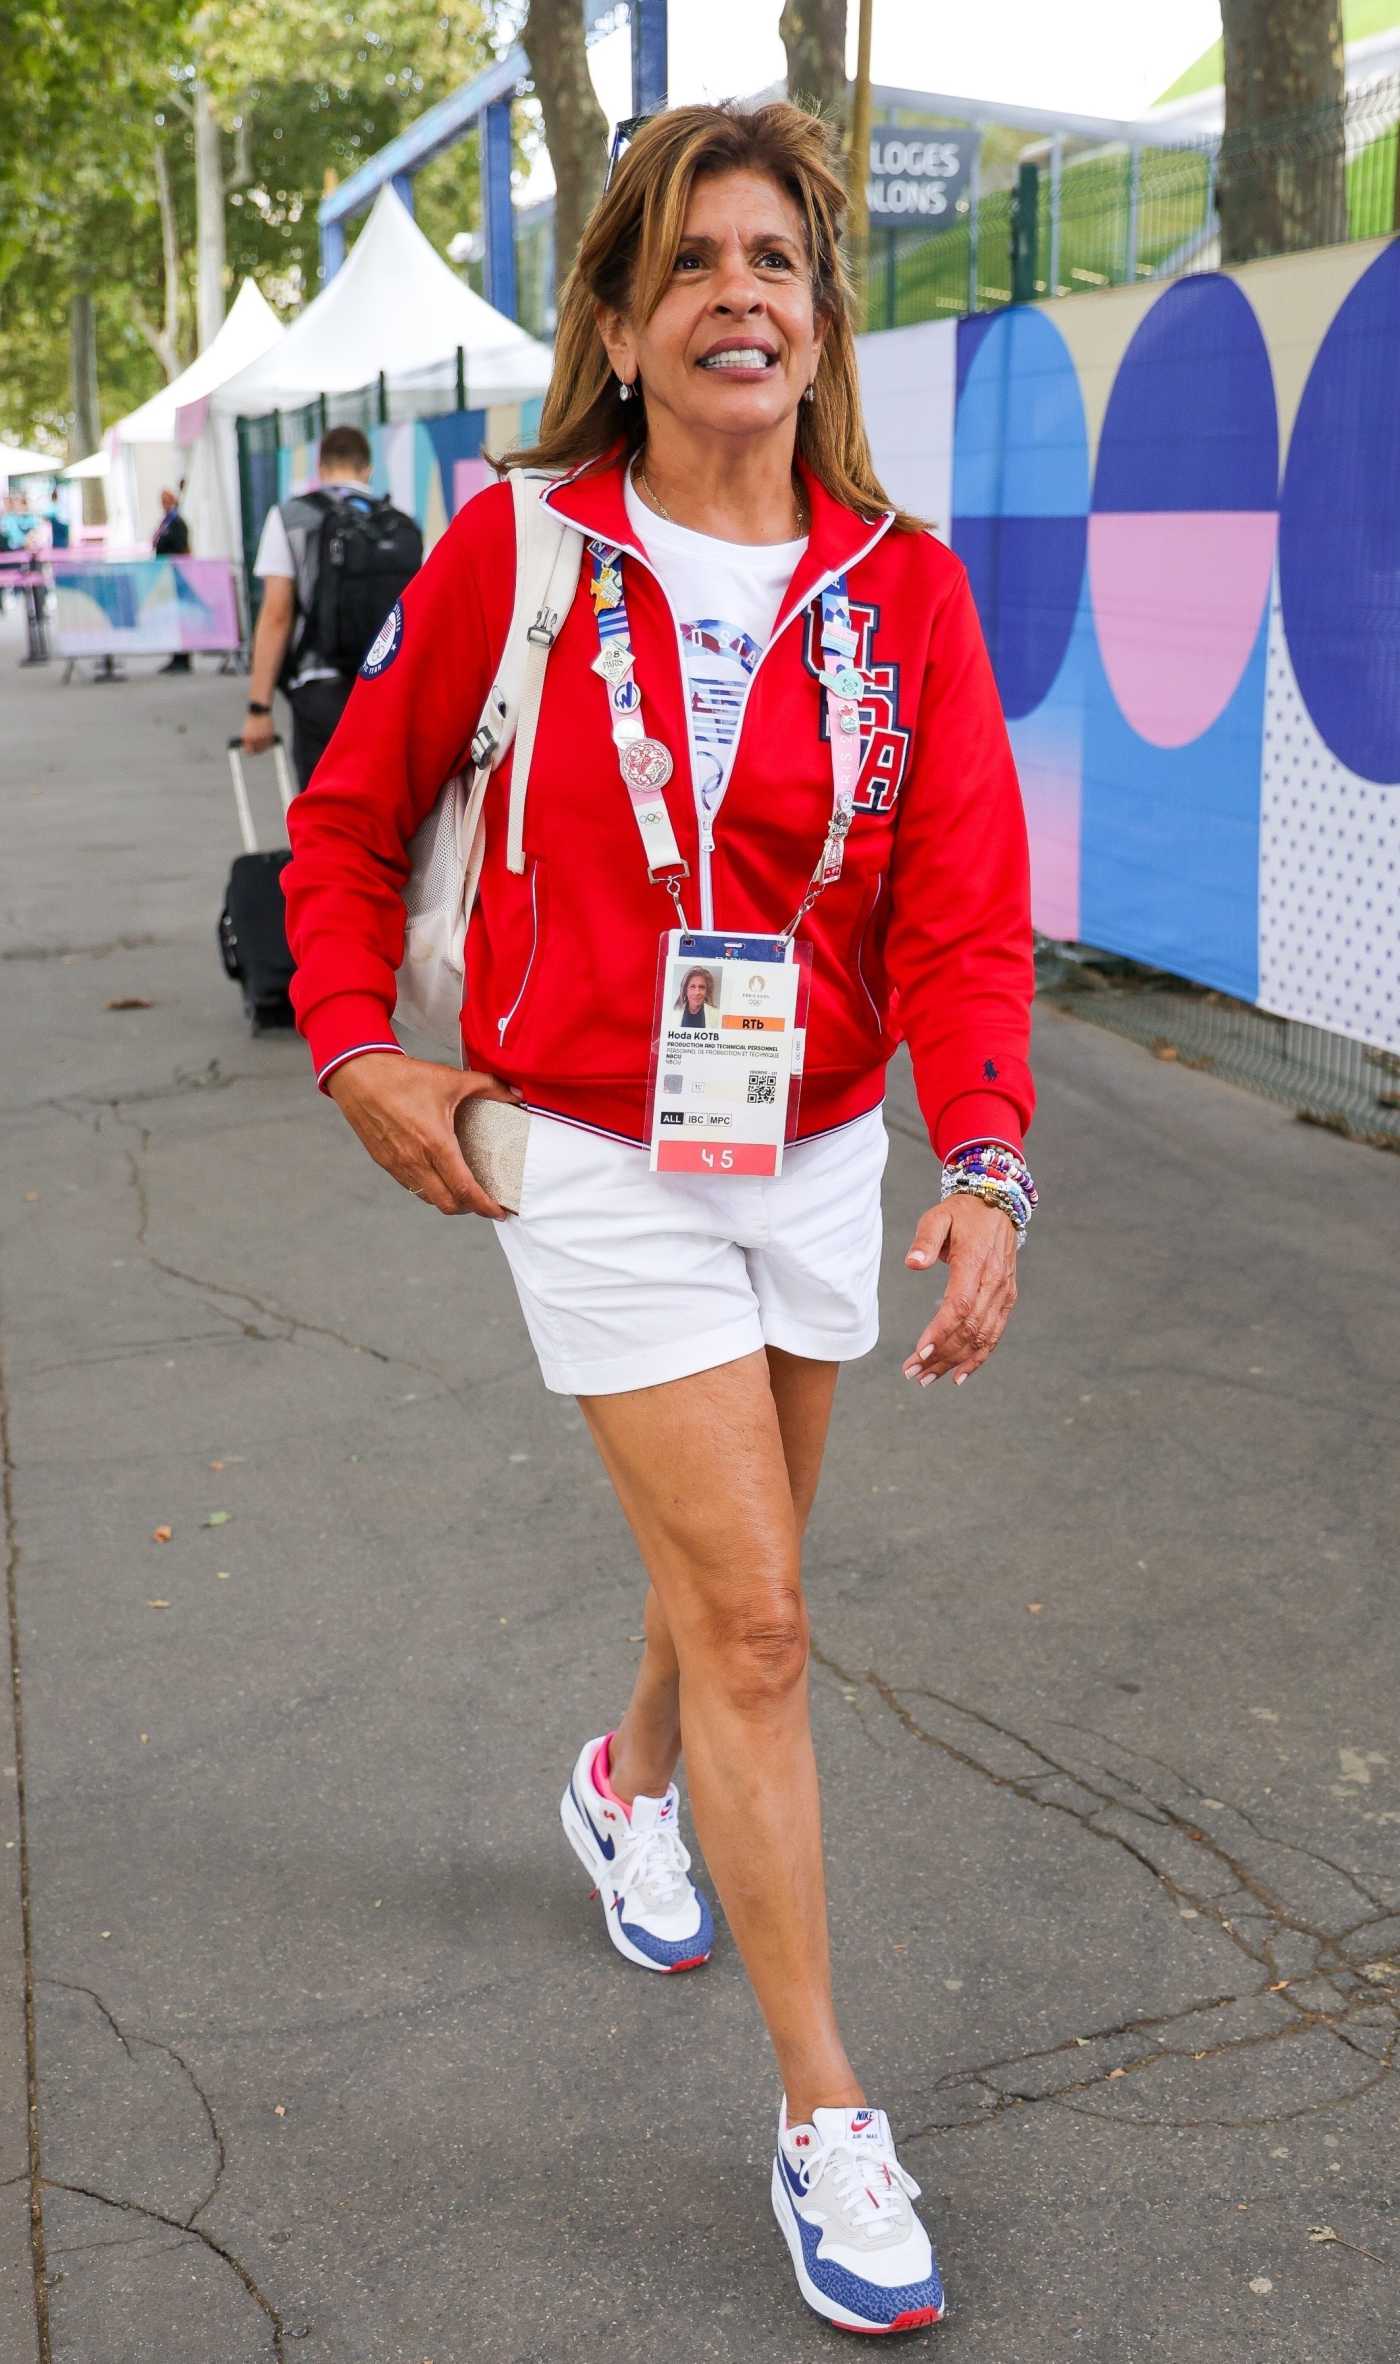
746,1071,778,1105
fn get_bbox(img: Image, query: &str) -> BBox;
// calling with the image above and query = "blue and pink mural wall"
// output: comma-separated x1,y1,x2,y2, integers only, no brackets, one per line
859,236,1400,1054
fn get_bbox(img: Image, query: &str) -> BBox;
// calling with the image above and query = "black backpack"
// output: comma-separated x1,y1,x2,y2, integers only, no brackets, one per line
296,492,423,679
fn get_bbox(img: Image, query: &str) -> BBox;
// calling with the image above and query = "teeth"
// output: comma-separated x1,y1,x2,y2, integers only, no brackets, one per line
701,348,772,368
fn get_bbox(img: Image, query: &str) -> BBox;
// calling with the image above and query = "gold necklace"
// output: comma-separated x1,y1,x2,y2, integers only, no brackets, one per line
637,460,809,538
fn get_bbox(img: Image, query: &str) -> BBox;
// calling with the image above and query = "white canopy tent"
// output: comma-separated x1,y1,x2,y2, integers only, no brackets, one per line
210,184,552,421
0,441,64,489
64,279,284,553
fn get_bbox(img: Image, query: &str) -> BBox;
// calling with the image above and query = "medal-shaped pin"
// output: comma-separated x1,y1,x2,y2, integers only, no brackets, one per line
591,564,623,613
829,664,864,699
610,676,642,716
592,642,635,686
836,702,860,735
619,737,674,791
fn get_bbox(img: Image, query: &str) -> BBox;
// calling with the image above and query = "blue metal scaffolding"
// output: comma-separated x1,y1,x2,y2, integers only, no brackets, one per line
317,0,669,324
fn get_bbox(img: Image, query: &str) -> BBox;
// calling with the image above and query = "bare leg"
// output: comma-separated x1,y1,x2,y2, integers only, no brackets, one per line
580,1349,859,2123
608,1344,838,1800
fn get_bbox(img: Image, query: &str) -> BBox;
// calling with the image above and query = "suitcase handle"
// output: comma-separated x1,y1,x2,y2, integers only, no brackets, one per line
226,735,295,854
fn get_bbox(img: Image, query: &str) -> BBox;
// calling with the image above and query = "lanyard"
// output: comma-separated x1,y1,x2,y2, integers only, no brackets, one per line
587,542,866,941
588,538,691,927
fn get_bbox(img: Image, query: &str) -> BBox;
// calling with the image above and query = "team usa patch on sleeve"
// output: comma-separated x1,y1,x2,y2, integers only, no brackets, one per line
360,600,404,679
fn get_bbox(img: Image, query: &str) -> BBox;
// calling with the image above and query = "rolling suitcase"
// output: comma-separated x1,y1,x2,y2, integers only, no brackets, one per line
219,736,297,1032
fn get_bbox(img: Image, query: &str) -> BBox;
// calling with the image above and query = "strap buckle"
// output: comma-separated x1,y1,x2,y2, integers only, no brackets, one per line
527,606,560,648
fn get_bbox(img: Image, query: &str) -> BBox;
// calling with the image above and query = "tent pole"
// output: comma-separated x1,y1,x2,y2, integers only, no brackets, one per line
456,345,466,410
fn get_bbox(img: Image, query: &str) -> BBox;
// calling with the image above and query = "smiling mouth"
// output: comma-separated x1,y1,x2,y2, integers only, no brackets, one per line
698,347,778,371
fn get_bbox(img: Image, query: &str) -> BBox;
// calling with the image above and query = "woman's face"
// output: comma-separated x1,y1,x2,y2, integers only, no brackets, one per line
685,976,707,1009
600,169,826,448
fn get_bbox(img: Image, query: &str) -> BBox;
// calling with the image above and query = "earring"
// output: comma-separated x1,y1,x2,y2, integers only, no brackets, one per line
803,383,816,403
618,377,634,403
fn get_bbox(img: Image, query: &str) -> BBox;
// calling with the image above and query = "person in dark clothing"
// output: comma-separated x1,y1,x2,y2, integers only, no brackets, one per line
242,425,374,790
153,488,192,672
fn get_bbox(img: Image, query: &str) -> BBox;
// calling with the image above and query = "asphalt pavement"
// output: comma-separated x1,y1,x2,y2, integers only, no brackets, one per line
1,618,1396,2363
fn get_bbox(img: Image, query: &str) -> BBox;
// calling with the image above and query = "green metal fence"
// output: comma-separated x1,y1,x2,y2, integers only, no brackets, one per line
1036,946,1400,1152
859,73,1400,332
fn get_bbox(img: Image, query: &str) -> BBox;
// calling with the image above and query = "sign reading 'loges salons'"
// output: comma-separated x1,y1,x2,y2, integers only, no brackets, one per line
867,131,978,222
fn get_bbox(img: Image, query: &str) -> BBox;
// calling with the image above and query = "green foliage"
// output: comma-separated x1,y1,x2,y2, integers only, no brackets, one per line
2,0,505,450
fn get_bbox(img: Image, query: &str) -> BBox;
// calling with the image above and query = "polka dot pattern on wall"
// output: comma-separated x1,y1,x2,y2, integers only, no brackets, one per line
1258,592,1400,1047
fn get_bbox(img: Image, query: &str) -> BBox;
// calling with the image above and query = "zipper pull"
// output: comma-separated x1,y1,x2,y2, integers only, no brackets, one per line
700,812,715,856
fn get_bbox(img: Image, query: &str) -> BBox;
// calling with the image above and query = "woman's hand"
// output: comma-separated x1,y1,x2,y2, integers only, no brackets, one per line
326,1053,522,1219
901,1192,1018,1389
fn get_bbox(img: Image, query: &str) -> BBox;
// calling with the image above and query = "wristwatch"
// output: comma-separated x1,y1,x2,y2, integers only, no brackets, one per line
246,700,272,716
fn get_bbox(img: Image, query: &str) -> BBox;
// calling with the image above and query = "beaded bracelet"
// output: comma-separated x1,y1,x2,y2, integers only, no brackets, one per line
939,1140,1039,1249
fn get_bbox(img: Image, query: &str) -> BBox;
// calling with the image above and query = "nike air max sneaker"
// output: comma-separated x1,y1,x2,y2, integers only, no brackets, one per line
559,1731,714,1973
772,2099,945,2334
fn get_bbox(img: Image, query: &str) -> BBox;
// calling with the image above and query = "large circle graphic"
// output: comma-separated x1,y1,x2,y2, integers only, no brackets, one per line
1278,242,1400,783
1090,276,1277,749
952,307,1089,720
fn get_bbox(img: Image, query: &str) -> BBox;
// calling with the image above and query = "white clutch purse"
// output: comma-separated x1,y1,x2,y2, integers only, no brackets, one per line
454,1095,532,1213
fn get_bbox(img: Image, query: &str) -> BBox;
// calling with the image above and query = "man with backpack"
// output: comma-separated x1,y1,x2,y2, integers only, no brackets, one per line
241,424,423,790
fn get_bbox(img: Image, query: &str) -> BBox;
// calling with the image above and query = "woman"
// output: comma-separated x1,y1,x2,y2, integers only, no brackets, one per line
674,964,720,1026
283,101,1038,2338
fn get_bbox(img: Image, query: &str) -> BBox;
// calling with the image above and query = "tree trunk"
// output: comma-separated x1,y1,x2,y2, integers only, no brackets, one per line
846,0,873,248
68,284,106,525
146,141,184,380
780,0,850,143
522,0,608,305
1218,0,1345,265
194,71,227,349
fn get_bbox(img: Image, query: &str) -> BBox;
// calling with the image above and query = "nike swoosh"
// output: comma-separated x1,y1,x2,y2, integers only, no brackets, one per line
778,2152,808,2202
571,1776,615,1861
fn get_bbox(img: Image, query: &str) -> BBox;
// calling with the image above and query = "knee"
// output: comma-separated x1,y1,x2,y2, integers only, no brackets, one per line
697,1589,810,1711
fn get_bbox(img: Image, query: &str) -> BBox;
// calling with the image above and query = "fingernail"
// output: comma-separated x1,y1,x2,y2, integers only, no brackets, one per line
918,1343,935,1361
919,1372,937,1388
908,1251,928,1266
953,1372,968,1387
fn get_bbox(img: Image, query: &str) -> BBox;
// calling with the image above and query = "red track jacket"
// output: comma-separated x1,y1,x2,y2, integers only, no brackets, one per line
282,449,1036,1160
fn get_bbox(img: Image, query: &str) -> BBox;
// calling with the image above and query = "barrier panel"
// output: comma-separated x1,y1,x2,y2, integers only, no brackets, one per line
50,555,241,659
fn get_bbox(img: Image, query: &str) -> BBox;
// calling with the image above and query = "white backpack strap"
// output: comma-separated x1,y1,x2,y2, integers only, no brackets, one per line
505,488,582,874
466,469,578,876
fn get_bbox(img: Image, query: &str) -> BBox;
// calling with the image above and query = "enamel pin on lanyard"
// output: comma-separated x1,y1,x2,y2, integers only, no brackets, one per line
588,542,864,1178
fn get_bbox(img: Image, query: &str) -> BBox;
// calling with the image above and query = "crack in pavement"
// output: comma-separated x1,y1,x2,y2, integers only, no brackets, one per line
40,2179,297,2358
34,1092,539,1411
40,1979,227,2226
1,933,164,965
1052,1714,1394,1911
811,1641,1400,2137
0,1306,52,2358
82,1104,517,1408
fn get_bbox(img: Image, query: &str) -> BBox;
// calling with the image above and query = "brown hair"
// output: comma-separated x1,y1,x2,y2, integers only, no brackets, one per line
504,101,921,532
319,423,372,473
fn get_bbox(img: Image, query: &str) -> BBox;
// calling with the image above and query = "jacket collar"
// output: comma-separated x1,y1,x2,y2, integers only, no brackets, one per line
541,443,894,626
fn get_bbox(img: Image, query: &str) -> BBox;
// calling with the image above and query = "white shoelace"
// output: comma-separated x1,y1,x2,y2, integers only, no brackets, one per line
615,1820,692,1912
806,2140,921,2240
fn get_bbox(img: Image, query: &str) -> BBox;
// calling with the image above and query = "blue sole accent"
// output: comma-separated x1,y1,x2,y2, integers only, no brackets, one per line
774,2155,945,2327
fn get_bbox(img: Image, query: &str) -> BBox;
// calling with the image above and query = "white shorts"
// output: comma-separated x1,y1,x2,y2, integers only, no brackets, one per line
496,1106,889,1396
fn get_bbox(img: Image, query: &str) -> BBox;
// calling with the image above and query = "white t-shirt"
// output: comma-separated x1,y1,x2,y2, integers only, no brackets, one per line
622,469,807,815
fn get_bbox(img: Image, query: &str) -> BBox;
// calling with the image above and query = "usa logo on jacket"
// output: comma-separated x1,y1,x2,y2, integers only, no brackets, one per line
360,600,404,679
801,601,911,815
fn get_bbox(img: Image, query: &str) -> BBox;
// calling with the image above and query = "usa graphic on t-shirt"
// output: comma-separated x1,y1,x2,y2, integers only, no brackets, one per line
680,617,762,809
